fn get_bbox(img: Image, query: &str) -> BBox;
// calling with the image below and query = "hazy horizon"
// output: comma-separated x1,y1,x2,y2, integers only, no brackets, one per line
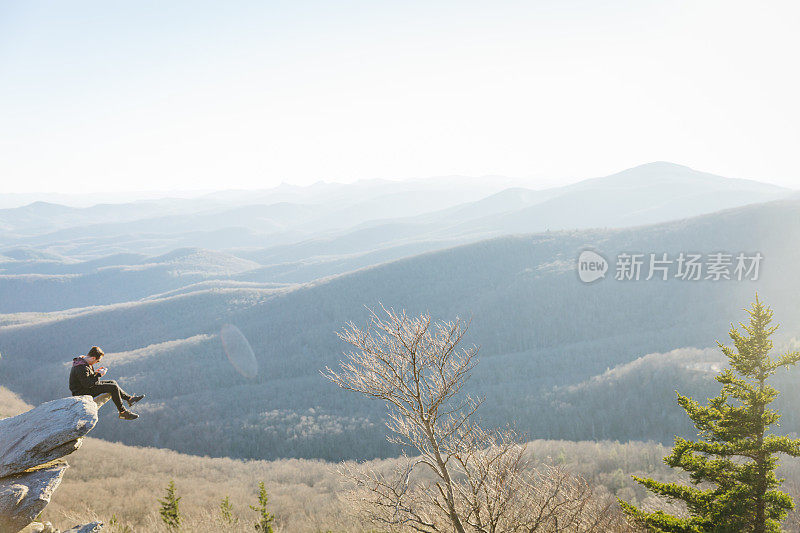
3,1,800,194
0,161,794,209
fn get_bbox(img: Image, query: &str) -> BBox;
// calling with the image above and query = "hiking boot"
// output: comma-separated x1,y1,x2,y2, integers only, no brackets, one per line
119,410,139,420
127,394,145,407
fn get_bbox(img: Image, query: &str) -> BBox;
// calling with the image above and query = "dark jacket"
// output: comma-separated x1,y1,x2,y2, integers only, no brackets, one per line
69,357,100,395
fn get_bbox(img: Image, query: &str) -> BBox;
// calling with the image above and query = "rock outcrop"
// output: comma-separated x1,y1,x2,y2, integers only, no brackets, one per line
0,464,68,532
0,397,98,478
0,396,104,533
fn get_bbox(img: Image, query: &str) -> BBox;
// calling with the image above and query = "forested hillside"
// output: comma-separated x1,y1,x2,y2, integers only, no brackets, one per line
2,198,799,460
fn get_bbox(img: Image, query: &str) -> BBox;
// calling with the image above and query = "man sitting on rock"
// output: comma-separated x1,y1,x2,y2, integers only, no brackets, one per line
69,346,144,420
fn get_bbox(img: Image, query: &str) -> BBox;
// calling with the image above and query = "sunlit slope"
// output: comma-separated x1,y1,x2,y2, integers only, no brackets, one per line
1,199,799,460
541,339,800,444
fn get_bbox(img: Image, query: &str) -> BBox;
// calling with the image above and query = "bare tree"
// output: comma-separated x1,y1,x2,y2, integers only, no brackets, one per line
324,306,627,533
325,305,478,532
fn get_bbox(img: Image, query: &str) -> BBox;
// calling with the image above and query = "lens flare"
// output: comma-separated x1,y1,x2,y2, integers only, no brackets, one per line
220,323,258,378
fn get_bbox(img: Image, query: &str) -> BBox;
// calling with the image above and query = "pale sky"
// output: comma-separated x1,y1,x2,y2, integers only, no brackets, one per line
1,0,799,193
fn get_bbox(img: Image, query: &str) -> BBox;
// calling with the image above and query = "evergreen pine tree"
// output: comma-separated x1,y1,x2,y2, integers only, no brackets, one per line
158,480,182,531
620,296,800,532
249,481,275,533
220,495,237,525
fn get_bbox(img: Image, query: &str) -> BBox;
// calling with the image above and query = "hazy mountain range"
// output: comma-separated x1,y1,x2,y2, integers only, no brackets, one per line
0,162,791,311
0,162,797,461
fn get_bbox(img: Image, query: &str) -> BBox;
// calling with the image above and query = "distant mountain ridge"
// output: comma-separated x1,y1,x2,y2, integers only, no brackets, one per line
0,163,790,256
0,162,793,312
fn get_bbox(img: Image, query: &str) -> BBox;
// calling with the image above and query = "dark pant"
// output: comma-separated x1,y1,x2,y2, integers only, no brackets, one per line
86,380,131,412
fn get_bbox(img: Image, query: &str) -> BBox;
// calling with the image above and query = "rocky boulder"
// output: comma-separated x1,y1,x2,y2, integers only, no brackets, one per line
0,396,103,533
0,463,68,533
0,397,98,478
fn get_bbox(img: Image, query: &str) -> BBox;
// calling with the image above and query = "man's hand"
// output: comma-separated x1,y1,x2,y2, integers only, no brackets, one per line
96,366,108,377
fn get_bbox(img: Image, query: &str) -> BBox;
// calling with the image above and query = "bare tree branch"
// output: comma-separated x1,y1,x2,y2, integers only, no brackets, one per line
325,306,631,532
